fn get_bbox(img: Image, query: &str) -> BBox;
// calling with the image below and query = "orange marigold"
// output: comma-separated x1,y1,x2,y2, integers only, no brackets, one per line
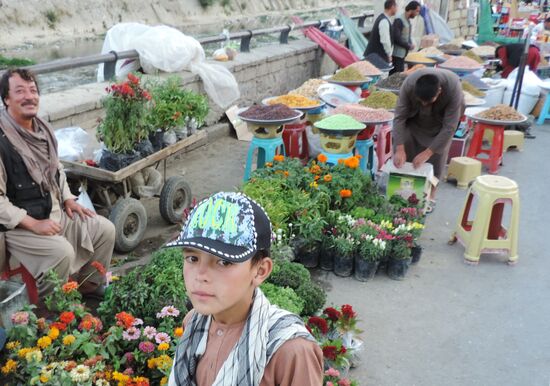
62,281,78,294
265,162,273,167
174,327,184,337
91,261,107,275
283,171,289,177
337,158,345,164
116,312,135,329
344,156,360,169
317,154,328,163
273,155,285,162
314,175,320,181
310,165,321,175
340,189,352,198
323,174,332,182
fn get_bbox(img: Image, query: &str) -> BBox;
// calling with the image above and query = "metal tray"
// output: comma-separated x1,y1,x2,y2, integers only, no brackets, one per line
325,77,373,86
237,108,303,125
467,112,528,125
317,84,360,107
261,96,325,112
465,97,486,107
438,65,483,74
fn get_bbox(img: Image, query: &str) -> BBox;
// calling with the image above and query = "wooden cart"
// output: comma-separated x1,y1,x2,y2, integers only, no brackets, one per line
61,131,206,252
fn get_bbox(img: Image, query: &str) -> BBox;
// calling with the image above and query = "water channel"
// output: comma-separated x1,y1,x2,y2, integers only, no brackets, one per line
0,5,370,94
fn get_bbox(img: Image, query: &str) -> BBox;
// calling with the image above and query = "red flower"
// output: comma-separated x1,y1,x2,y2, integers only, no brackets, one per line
142,91,151,101
62,281,78,293
116,312,136,329
322,345,338,361
49,322,67,332
91,261,107,276
339,345,347,354
59,311,75,325
79,314,103,333
127,73,140,85
341,304,356,319
307,316,329,335
408,193,419,205
323,307,342,322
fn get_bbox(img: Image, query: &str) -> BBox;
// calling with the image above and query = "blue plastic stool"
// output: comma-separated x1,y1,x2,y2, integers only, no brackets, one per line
355,138,376,177
243,137,285,181
325,152,354,165
537,92,550,125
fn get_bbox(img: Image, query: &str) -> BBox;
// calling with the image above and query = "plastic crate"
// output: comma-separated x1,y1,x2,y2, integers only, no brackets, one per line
0,280,28,330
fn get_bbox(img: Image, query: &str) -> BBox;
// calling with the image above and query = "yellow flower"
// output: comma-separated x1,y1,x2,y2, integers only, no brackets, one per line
155,355,173,371
309,181,318,189
63,335,76,346
6,341,20,350
174,327,184,337
273,154,285,162
25,349,43,363
37,336,52,349
48,327,60,340
110,275,120,281
40,374,50,383
147,358,156,369
158,342,170,351
17,347,34,359
160,377,168,385
112,371,130,382
1,359,17,374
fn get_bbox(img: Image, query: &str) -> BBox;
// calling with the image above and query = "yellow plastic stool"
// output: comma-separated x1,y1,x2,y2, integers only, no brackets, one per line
450,175,520,265
503,130,524,152
446,157,482,189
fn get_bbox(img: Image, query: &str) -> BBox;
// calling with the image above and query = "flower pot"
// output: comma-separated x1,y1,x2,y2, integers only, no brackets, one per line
354,258,379,282
149,130,165,152
99,149,140,171
334,254,354,277
299,243,321,268
135,138,154,158
411,245,423,264
386,256,411,280
319,244,335,271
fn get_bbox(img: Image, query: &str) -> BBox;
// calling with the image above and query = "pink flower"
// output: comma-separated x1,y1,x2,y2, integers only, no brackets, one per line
11,311,29,325
155,332,171,344
122,327,141,341
143,326,157,339
326,382,334,386
132,318,143,326
325,368,340,377
157,305,180,318
124,352,135,364
138,341,155,353
338,379,351,386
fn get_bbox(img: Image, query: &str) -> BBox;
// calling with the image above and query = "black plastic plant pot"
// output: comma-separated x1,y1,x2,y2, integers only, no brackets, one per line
149,130,165,152
386,256,411,280
299,243,321,268
319,244,335,271
354,258,379,282
99,150,141,171
334,254,354,277
411,245,423,264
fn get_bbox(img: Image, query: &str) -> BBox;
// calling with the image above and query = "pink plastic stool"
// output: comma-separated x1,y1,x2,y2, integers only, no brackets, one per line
283,122,309,163
374,123,392,170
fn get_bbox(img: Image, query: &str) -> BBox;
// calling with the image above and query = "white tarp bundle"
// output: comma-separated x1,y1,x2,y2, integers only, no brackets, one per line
97,23,240,108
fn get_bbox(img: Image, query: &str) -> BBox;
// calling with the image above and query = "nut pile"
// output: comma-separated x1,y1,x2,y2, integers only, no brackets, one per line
346,60,382,76
291,79,327,99
474,104,524,121
405,52,436,64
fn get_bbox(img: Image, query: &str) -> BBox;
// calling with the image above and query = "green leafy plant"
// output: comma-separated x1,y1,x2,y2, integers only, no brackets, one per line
295,282,326,317
332,235,356,256
260,282,304,315
98,248,188,325
97,73,152,153
0,55,35,70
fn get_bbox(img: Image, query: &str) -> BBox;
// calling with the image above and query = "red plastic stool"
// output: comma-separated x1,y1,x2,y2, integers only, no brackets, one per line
1,253,39,305
374,123,392,170
283,122,309,162
466,121,504,174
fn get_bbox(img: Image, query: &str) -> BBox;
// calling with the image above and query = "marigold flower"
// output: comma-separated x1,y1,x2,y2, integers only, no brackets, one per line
317,153,328,163
158,342,170,351
323,174,332,182
40,374,50,383
91,261,107,275
116,312,136,329
160,377,168,385
344,156,360,169
273,154,285,162
310,165,321,174
340,189,352,198
113,371,130,382
5,341,20,350
37,336,52,349
174,327,184,337
50,321,67,331
59,311,75,325
17,347,33,358
283,171,289,177
1,359,17,374
337,158,345,164
314,175,320,181
48,327,60,340
62,281,79,293
265,162,273,167
63,335,76,346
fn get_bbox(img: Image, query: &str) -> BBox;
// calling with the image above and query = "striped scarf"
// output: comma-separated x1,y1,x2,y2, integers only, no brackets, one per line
170,288,313,386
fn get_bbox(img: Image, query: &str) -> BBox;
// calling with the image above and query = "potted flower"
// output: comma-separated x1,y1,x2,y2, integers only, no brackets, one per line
332,234,356,277
354,230,387,282
294,212,327,268
386,224,413,280
320,211,352,271
97,73,153,171
323,367,358,386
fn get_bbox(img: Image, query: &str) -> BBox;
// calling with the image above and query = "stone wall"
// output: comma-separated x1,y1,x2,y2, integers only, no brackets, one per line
446,0,477,40
38,39,333,131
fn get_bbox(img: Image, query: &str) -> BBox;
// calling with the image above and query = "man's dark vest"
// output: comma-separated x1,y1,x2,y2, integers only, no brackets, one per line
0,131,54,231
365,13,393,59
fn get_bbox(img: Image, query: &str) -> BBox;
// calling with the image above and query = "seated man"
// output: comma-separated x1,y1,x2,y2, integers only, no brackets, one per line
495,43,541,79
0,68,115,300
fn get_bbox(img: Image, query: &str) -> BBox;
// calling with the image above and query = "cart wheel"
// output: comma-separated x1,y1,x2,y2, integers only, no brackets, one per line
109,198,148,253
159,176,192,224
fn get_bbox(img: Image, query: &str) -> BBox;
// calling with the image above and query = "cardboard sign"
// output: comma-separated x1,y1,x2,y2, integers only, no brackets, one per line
225,105,252,142
381,162,439,209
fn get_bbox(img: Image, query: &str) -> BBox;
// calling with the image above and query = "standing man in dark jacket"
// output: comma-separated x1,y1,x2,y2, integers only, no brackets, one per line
365,0,398,64
391,1,421,74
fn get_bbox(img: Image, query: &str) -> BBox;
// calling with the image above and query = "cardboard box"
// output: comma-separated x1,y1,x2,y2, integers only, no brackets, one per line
225,105,252,142
381,162,438,209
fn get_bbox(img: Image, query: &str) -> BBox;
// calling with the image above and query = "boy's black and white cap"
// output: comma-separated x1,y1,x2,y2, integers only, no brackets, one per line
165,191,272,262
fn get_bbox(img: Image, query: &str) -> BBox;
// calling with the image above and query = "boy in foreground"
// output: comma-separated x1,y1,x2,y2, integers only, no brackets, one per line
166,191,323,385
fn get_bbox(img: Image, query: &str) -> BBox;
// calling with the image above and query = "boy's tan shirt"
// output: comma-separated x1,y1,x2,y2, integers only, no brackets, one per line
181,311,324,385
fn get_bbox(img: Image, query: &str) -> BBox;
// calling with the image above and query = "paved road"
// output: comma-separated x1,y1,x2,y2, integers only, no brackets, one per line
134,124,550,386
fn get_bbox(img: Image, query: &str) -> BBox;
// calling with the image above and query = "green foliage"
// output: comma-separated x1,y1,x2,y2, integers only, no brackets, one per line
0,55,35,70
332,235,356,256
295,282,326,317
268,259,310,290
261,282,304,315
98,248,187,325
44,9,59,29
389,238,412,260
146,76,209,131
350,206,375,220
198,0,216,7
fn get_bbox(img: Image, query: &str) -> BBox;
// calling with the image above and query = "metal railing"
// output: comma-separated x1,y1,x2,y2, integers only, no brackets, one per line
21,11,374,81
